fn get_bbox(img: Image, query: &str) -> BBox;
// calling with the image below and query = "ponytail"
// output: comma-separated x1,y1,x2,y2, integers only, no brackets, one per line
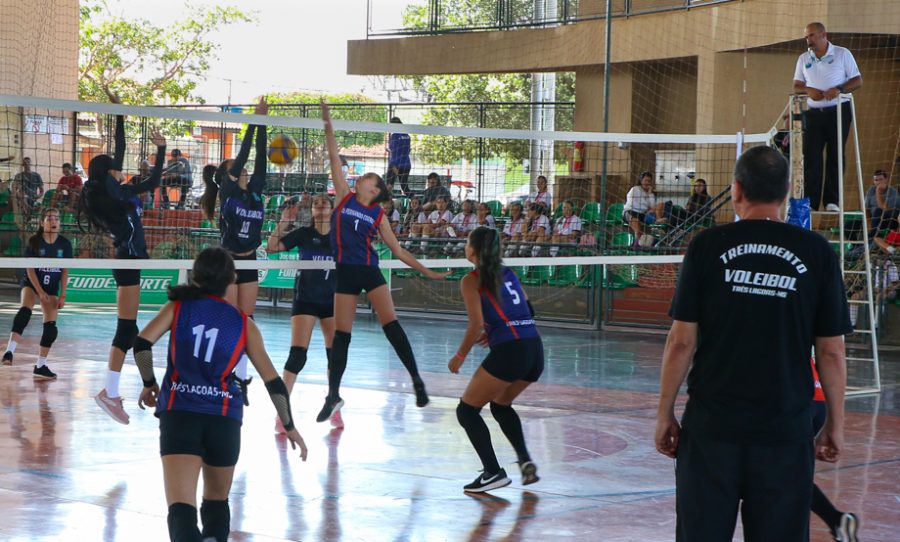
199,164,219,219
469,226,503,297
168,247,236,301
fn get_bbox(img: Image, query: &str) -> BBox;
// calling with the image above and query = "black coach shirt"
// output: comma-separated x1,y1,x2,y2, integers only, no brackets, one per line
669,219,851,444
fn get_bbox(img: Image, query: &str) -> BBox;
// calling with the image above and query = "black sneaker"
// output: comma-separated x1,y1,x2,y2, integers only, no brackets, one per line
833,512,860,542
464,469,511,493
232,374,252,406
1,351,12,366
412,376,429,407
519,461,540,485
316,396,344,423
33,365,57,380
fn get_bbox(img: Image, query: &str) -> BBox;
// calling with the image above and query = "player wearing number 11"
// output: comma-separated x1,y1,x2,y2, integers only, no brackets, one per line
318,101,449,423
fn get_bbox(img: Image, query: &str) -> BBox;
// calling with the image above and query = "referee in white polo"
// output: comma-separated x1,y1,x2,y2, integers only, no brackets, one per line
792,21,862,212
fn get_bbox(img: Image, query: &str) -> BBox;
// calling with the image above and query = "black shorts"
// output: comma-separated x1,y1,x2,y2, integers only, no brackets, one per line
481,337,544,383
335,263,387,296
232,252,259,285
159,410,242,467
112,268,141,287
623,210,647,223
22,279,60,297
292,300,334,319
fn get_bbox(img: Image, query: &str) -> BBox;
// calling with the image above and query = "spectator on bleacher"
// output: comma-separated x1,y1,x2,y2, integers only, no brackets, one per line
128,160,155,209
475,202,496,228
421,172,451,213
388,117,411,195
522,202,551,256
52,162,83,211
295,192,313,229
551,200,582,244
873,225,900,255
864,169,899,238
624,171,665,245
161,148,192,210
14,157,44,215
526,175,552,215
382,198,401,235
502,202,526,241
400,196,425,237
423,195,453,237
444,199,478,254
667,178,712,227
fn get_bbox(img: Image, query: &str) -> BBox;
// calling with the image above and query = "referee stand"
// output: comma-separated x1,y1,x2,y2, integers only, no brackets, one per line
787,93,881,395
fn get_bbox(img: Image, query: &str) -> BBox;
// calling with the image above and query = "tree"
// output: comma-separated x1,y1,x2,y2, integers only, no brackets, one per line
79,1,254,105
398,4,575,165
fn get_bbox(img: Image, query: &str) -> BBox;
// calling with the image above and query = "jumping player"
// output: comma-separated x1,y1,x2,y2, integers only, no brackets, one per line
81,114,166,424
201,98,268,399
134,247,306,542
1,208,73,380
266,194,337,427
449,227,543,492
318,101,447,423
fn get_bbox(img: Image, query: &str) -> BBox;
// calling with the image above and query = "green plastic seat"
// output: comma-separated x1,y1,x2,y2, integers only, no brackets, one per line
265,195,285,212
0,190,9,208
549,264,578,287
394,196,409,214
521,265,552,286
610,231,634,249
0,211,17,231
485,200,502,218
263,220,277,234
606,202,625,225
580,202,601,224
201,219,215,229
2,235,21,256
552,203,565,219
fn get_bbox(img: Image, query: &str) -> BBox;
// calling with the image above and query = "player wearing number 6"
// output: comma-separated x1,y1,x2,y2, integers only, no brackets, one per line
1,208,72,380
134,247,307,542
449,227,544,493
318,101,448,423
200,98,269,400
266,194,339,429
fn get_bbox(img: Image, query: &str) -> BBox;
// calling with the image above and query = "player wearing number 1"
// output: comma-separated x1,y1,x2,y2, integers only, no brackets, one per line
133,248,306,542
201,98,269,401
449,227,544,492
1,208,72,380
318,101,448,423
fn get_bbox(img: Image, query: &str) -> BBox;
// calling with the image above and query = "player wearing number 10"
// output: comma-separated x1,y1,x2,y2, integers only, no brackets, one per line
1,208,73,380
318,101,449,423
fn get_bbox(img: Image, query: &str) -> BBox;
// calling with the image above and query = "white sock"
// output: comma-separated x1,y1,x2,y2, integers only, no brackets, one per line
106,370,121,398
420,235,430,250
235,354,249,380
7,340,17,354
849,305,859,327
36,356,47,369
531,245,541,257
549,246,559,257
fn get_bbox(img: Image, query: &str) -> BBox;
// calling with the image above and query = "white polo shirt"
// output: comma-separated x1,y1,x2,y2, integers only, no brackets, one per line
793,42,860,109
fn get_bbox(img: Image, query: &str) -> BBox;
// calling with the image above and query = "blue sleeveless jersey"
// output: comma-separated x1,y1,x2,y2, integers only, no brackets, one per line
331,193,384,266
157,296,248,421
474,267,539,347
221,193,265,253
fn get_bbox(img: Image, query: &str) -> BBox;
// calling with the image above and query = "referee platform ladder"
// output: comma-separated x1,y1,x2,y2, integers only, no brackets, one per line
786,94,881,396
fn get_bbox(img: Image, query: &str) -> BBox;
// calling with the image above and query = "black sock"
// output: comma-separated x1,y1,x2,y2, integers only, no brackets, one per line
811,483,843,528
382,320,420,380
200,499,230,542
490,402,531,464
328,331,350,400
167,502,201,542
325,347,332,365
456,400,500,474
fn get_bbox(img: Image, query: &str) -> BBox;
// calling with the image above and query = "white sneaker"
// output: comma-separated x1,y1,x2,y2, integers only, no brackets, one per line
833,512,859,542
95,389,130,425
825,203,841,212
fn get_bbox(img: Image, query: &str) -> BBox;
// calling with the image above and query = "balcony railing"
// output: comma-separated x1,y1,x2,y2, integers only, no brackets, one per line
367,0,737,37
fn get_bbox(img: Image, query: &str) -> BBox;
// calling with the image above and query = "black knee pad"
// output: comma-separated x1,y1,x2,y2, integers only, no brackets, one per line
333,330,351,349
40,321,58,348
111,318,138,353
456,400,482,427
11,307,32,335
167,502,200,542
284,346,308,375
200,498,230,542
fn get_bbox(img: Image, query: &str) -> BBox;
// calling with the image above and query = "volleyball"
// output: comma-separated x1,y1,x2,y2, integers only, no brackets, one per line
267,134,299,165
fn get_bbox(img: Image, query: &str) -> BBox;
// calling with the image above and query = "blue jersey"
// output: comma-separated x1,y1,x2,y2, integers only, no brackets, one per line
220,194,265,253
474,267,539,347
23,235,73,295
331,193,385,266
157,297,248,421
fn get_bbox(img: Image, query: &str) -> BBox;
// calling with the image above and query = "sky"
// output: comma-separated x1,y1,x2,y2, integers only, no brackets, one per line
99,0,418,104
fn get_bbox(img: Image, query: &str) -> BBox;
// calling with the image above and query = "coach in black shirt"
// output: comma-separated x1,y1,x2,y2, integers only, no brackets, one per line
655,146,851,541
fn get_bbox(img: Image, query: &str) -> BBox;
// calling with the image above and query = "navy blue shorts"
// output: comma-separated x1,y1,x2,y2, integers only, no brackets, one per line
159,410,241,467
335,264,387,296
481,337,544,383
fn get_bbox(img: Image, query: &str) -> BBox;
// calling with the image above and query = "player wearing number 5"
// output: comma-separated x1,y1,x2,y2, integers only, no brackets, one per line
267,194,339,429
449,227,543,492
201,98,269,400
134,248,306,542
318,101,448,423
2,208,72,380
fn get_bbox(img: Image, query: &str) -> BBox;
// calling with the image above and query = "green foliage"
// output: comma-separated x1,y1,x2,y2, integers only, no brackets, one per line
399,3,575,164
79,1,254,105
